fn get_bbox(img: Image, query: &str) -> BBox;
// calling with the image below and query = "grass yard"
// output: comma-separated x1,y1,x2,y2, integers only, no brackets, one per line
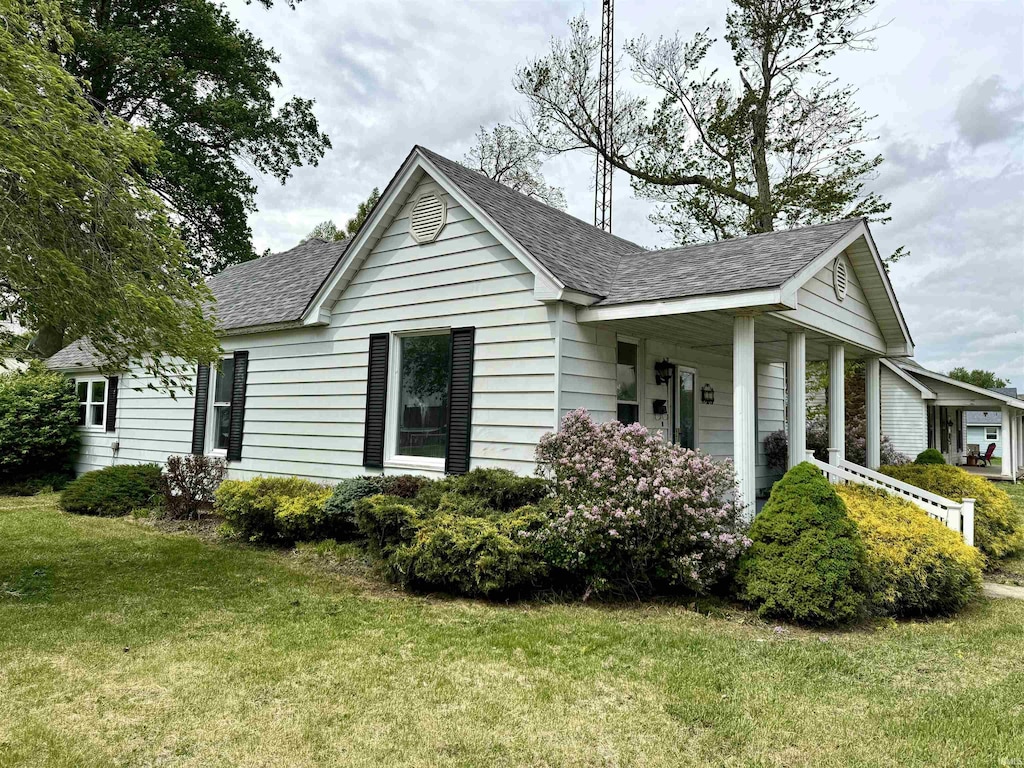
986,482,1024,586
1,495,1022,768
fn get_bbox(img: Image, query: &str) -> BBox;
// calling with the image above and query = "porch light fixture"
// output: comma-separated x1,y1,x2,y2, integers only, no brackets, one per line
701,383,715,405
654,358,675,385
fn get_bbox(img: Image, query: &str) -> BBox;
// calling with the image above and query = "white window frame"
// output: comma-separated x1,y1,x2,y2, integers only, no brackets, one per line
75,376,107,431
985,427,998,442
616,335,642,425
206,356,234,456
384,328,451,472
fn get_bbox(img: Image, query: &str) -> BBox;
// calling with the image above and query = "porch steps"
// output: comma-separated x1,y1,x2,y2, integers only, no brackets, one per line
805,453,975,546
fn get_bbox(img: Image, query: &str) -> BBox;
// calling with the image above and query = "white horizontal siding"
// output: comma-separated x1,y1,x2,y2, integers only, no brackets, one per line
83,175,557,483
880,366,927,457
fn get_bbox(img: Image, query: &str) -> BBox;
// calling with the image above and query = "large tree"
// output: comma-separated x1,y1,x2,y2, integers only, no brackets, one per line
464,125,566,209
1,0,220,389
515,0,900,255
948,367,1009,390
301,187,382,243
63,0,330,279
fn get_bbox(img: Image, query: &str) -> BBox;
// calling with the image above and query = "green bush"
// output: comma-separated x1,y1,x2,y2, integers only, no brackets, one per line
322,474,432,538
390,504,550,597
0,472,72,496
413,468,549,514
914,448,946,465
0,363,79,486
879,464,1024,558
60,464,163,516
737,462,870,626
354,494,422,561
837,485,983,616
214,476,331,544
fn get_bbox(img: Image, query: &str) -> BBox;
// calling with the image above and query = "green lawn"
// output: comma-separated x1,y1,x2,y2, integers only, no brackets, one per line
986,482,1024,586
1,495,1022,767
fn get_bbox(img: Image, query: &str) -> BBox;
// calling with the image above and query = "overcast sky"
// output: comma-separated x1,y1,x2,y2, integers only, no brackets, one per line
225,0,1024,387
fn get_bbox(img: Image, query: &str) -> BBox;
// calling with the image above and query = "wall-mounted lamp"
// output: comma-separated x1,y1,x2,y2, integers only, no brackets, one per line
654,358,675,385
701,383,715,405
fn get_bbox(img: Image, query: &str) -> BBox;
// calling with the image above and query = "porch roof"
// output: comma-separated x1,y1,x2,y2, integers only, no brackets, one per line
895,361,1024,410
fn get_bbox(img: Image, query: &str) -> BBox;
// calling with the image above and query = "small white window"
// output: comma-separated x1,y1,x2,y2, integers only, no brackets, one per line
208,358,235,453
393,331,451,461
616,339,639,424
75,378,107,429
985,427,998,442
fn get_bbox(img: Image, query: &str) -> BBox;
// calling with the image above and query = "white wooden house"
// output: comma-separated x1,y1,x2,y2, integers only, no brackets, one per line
52,145,979,534
878,360,1023,480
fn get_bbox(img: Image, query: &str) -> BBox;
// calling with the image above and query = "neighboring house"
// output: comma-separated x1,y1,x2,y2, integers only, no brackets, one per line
878,360,1024,479
48,145,916,513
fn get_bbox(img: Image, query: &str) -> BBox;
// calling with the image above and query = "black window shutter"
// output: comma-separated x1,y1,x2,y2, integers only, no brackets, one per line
445,327,476,475
191,363,210,455
105,376,119,433
226,351,249,462
363,334,390,468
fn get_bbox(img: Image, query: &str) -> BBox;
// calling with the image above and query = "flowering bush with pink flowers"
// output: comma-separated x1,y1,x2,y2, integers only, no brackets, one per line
535,409,750,597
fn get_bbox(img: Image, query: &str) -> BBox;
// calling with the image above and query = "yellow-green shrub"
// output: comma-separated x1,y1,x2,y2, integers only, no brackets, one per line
880,464,1024,558
837,485,983,616
275,486,335,543
214,476,331,544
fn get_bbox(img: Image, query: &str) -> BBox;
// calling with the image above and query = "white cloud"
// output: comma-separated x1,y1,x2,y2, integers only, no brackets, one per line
225,0,1024,387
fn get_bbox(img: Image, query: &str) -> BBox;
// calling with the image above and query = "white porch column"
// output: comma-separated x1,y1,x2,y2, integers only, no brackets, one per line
865,357,881,469
828,343,845,465
787,332,807,469
1001,406,1013,480
733,315,757,515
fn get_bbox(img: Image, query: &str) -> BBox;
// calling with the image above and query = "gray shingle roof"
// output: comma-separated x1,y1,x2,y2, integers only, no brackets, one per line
46,338,101,369
206,237,352,331
965,411,1002,425
418,147,864,305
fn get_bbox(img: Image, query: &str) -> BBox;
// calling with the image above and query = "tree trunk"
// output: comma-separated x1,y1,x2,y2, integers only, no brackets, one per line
29,323,66,358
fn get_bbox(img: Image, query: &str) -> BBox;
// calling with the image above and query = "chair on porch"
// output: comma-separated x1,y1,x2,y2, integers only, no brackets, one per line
978,443,996,467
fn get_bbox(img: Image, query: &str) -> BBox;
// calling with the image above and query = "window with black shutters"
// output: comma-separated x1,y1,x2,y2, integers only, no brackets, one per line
208,357,235,453
74,378,107,429
395,332,450,461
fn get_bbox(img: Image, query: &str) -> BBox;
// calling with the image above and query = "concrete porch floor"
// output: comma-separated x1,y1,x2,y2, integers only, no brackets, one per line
960,464,1021,482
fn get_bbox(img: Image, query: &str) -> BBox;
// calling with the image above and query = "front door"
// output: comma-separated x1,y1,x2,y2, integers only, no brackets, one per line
674,367,697,449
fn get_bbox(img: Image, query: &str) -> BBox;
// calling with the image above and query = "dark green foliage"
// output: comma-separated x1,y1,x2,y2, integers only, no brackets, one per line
391,505,550,597
0,473,72,497
0,364,79,486
64,0,330,277
60,464,163,517
948,367,1007,389
354,495,422,561
914,449,946,465
738,463,869,625
214,476,330,544
413,468,550,514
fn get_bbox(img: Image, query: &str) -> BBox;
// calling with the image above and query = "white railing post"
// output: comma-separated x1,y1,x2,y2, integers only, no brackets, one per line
946,502,961,540
961,498,975,547
828,448,841,466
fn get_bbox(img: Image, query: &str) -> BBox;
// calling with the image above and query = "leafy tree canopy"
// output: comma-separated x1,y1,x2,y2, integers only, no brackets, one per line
948,367,1009,390
63,0,330,278
0,0,220,390
464,125,566,210
515,0,904,261
302,187,381,243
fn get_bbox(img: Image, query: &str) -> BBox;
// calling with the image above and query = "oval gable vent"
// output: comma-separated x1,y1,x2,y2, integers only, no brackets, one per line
833,256,849,302
410,192,447,244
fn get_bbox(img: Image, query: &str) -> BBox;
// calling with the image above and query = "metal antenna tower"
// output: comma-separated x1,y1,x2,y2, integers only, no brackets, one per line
594,0,614,233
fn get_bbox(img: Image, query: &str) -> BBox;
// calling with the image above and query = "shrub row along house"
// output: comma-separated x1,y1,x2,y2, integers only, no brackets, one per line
47,146,1018,537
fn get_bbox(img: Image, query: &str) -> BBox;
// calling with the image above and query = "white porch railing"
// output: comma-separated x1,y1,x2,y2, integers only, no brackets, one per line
804,452,975,546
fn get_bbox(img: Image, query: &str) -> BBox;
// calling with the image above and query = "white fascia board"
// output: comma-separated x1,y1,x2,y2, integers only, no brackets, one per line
881,358,936,399
901,363,1024,408
413,152,568,303
576,287,791,323
779,219,915,356
301,151,570,325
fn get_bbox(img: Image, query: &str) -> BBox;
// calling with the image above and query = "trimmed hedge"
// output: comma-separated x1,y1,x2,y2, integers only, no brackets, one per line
413,468,549,515
738,463,869,625
880,464,1024,559
215,476,334,544
322,474,431,538
914,448,946,465
837,485,983,616
60,464,163,516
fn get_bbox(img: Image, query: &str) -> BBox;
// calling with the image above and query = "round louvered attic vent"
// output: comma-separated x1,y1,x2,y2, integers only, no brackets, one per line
409,191,447,244
833,256,849,302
